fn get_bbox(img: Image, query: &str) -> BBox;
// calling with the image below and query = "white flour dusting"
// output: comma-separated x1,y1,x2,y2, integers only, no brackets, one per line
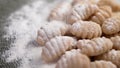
2,0,120,68
3,0,66,68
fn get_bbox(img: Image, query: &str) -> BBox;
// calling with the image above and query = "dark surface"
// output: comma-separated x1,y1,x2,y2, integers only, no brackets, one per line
0,0,32,68
0,0,55,68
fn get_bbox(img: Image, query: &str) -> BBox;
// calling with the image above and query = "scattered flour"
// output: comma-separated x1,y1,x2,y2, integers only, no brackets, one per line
3,0,67,68
2,0,120,68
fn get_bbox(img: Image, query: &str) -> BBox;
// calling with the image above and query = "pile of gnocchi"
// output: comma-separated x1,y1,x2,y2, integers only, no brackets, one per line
36,0,120,68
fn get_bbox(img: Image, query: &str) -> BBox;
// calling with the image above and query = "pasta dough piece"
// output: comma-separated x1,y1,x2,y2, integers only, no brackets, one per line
41,36,77,62
91,6,112,25
94,49,120,68
112,12,120,18
67,4,98,24
89,0,99,4
72,0,98,6
72,0,89,5
97,0,120,12
111,36,120,50
102,31,120,38
102,16,120,35
91,60,117,68
56,49,90,68
48,1,72,21
36,21,69,46
76,37,113,56
115,32,120,36
70,21,102,39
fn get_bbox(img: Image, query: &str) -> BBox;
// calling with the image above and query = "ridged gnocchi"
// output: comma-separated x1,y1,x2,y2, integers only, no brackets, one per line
98,0,120,12
56,49,90,68
48,1,72,21
70,21,102,39
36,21,69,46
76,37,113,56
41,36,77,62
91,60,117,68
94,49,120,68
36,0,120,67
111,36,120,50
91,6,112,25
67,4,98,24
102,15,120,35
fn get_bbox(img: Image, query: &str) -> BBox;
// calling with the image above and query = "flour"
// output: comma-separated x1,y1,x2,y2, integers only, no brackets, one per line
3,0,65,68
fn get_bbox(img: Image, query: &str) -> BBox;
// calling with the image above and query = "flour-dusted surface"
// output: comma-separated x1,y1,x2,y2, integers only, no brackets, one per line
2,0,67,68
1,0,120,68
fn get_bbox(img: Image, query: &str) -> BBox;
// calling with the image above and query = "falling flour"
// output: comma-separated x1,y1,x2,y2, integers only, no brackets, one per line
3,0,66,68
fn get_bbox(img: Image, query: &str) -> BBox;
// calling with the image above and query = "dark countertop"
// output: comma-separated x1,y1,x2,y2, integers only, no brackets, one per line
0,0,32,68
0,0,55,68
